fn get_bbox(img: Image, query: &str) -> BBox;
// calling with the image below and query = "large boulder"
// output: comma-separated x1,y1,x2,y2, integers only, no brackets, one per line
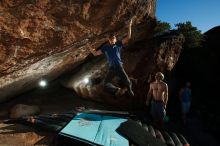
0,0,156,102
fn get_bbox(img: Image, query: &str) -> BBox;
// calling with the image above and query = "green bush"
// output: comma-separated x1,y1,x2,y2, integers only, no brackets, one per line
175,21,203,49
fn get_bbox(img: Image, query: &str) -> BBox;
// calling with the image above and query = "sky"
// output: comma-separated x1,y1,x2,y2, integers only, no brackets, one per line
156,0,220,33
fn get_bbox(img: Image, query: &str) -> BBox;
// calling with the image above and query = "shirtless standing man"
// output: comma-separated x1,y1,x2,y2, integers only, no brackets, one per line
146,72,168,128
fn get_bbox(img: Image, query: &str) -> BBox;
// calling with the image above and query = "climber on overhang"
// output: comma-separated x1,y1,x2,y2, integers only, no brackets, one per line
87,17,135,97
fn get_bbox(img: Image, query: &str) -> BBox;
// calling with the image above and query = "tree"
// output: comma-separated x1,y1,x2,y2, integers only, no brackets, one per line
175,21,203,49
154,21,171,33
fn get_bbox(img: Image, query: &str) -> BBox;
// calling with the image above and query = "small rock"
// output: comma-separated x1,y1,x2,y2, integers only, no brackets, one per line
9,104,40,118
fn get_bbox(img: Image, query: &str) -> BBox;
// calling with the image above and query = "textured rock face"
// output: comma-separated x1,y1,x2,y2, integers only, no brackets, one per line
0,1,184,108
0,0,156,102
0,0,184,107
0,0,154,76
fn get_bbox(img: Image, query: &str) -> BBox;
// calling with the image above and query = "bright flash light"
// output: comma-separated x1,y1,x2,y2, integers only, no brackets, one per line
83,78,89,84
39,80,47,87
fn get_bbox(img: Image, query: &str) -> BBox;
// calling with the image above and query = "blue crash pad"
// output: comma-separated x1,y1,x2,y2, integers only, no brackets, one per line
59,113,128,146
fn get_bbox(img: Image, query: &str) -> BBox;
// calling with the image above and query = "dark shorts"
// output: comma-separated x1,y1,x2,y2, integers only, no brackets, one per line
181,101,191,114
151,100,166,121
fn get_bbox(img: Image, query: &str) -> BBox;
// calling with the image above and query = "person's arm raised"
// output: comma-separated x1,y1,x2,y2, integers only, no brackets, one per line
122,17,135,45
87,44,102,56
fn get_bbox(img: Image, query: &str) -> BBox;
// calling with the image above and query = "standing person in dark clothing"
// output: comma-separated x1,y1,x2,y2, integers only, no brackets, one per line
87,17,135,97
179,81,192,125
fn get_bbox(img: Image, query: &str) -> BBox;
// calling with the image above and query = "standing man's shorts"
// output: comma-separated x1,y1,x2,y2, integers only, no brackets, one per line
181,102,191,114
151,100,166,121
